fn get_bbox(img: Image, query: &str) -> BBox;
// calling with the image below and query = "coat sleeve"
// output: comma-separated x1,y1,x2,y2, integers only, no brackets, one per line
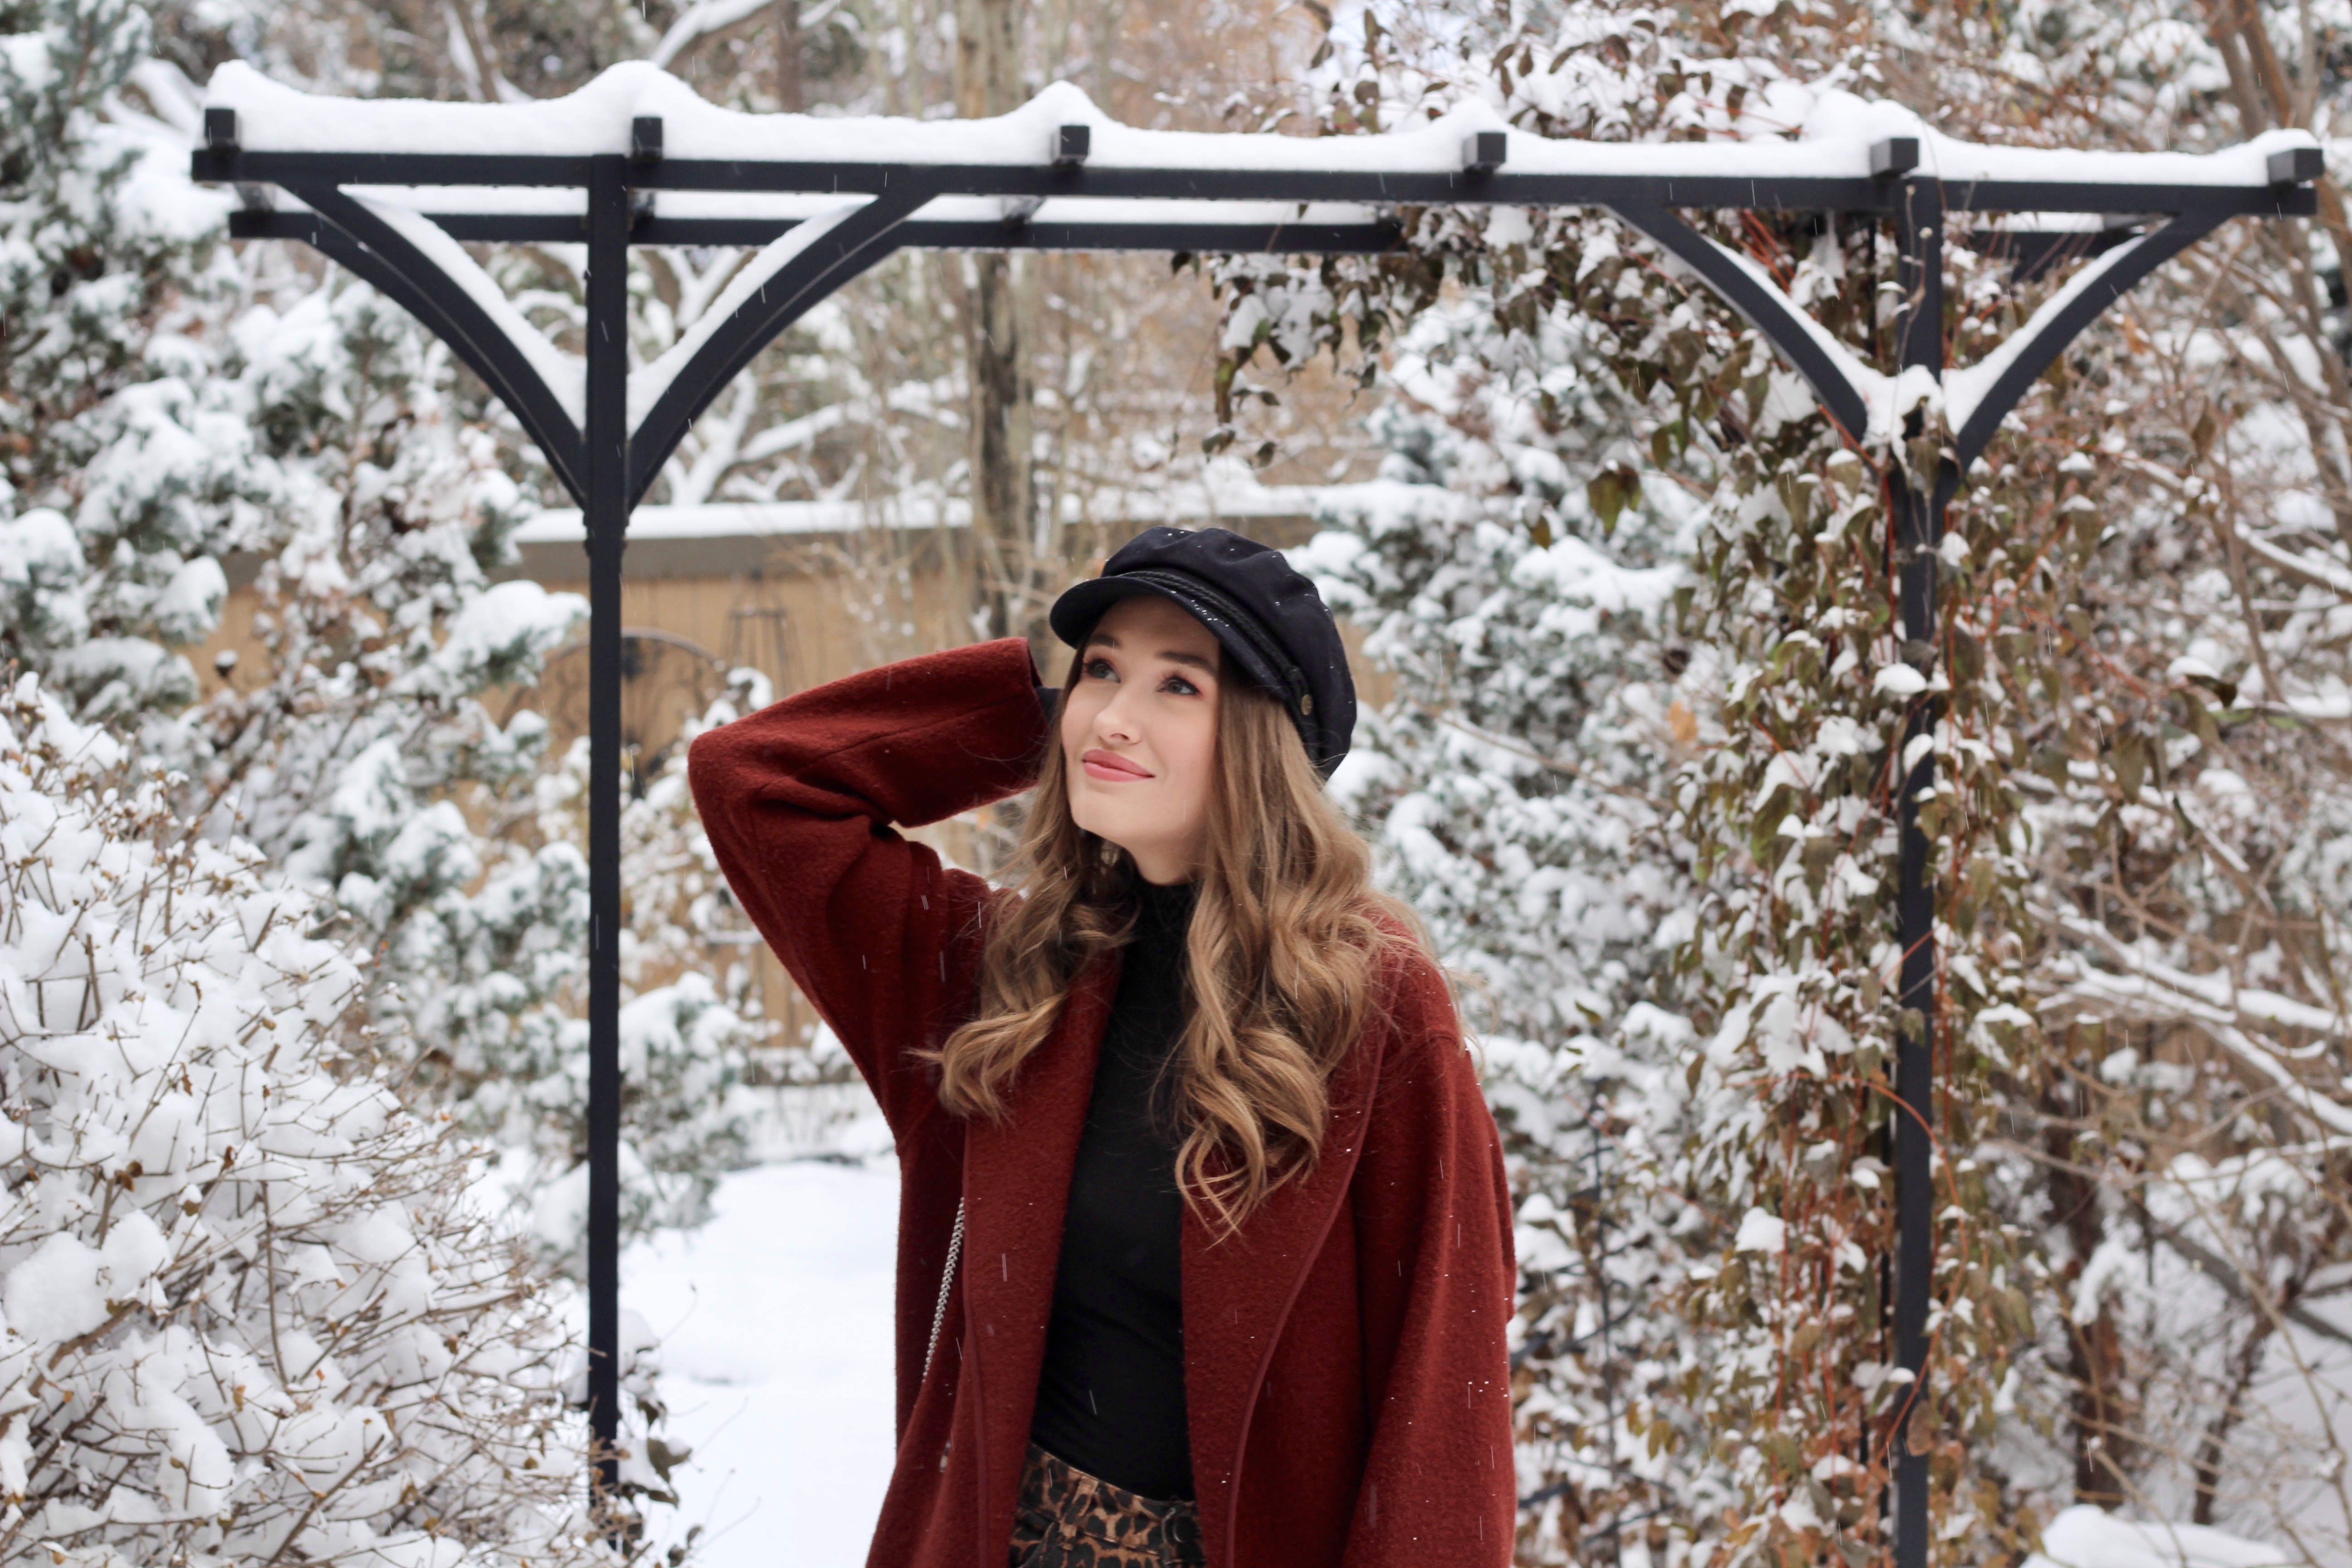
685,636,1054,1134
1344,1023,1519,1566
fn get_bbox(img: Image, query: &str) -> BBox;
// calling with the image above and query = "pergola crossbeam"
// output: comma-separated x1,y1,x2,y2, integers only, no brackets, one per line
192,152,2319,221
281,186,590,495
235,209,1409,253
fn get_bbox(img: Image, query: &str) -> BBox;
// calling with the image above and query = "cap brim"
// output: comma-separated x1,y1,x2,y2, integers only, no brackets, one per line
1048,576,1287,696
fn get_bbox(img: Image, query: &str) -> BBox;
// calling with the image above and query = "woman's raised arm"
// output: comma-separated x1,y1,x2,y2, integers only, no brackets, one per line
686,636,1053,1134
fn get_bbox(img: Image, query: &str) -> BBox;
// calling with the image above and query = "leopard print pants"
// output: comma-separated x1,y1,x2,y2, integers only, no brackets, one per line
1006,1442,1206,1568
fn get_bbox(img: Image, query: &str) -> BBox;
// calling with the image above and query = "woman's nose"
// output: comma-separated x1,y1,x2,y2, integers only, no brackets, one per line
1097,688,1141,742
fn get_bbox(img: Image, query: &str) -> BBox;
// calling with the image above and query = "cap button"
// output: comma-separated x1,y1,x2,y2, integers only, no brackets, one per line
1299,694,1314,715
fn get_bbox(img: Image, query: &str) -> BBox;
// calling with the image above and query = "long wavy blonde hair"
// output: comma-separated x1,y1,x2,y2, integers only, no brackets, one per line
923,639,1444,1239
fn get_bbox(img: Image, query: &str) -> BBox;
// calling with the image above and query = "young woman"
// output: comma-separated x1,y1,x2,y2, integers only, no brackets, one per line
689,526,1516,1568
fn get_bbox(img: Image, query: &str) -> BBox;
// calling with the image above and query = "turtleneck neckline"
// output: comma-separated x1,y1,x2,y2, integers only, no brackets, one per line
1128,869,1198,931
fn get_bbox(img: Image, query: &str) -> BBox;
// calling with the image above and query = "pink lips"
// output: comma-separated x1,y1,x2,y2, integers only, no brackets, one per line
1082,749,1153,782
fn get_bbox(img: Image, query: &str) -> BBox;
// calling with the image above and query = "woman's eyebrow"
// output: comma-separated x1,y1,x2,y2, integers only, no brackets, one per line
1085,632,1217,673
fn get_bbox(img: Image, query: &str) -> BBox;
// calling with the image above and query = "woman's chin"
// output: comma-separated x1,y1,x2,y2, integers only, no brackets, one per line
1073,810,1136,848
1072,810,1154,861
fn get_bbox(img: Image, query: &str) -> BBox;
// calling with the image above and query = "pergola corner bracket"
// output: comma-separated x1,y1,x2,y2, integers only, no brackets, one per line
287,184,589,503
1611,201,1876,445
1948,209,2224,470
625,184,931,504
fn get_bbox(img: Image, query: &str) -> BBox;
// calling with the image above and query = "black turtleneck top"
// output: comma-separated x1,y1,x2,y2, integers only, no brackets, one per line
1028,872,1197,1501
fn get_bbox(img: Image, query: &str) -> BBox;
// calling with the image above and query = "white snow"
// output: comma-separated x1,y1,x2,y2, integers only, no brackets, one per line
150,553,227,641
1734,1207,1788,1254
201,63,2313,193
0,508,85,582
514,461,1347,544
2023,1505,2289,1568
622,1147,901,1568
343,183,590,216
0,676,585,1560
433,578,586,669
339,185,1385,233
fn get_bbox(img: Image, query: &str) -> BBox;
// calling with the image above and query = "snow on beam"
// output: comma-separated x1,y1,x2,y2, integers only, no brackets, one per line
195,60,2318,205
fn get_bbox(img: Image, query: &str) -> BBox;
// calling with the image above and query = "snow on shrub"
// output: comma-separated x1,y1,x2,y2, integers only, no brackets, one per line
0,678,595,1566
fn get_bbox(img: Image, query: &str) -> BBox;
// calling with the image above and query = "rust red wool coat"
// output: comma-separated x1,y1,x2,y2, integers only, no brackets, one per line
687,637,1517,1568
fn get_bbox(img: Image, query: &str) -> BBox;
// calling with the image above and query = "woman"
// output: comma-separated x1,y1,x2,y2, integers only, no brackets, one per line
688,526,1517,1568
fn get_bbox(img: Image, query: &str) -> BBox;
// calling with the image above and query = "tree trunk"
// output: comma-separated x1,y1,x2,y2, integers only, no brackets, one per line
2044,1080,2137,1505
774,0,804,112
954,0,1042,650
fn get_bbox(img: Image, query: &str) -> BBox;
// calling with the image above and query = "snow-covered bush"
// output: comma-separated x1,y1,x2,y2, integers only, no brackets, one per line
0,678,596,1567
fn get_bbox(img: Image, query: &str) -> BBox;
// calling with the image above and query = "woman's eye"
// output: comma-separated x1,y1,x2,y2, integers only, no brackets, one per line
1082,657,1196,695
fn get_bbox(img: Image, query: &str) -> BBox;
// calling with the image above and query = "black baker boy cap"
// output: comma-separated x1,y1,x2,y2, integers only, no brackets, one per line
1048,525,1356,781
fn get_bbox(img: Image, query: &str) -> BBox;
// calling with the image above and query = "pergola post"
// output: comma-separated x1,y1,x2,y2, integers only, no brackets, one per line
583,151,632,1520
1891,172,1949,1568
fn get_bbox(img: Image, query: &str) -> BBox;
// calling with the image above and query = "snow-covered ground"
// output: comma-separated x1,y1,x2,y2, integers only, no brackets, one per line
629,1124,902,1568
2025,1506,2291,1568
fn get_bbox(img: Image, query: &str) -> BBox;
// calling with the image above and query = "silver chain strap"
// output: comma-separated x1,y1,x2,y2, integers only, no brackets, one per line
921,1197,965,1384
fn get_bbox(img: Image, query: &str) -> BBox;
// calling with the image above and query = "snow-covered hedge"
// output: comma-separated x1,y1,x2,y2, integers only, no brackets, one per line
0,679,593,1567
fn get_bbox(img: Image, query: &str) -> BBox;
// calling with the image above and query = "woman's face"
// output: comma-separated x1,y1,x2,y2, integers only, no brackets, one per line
1060,595,1223,886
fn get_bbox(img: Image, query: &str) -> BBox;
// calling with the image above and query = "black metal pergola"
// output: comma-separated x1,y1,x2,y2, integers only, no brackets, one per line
189,60,2318,1565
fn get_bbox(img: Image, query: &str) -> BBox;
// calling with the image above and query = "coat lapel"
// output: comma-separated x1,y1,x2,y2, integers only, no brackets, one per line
960,947,1122,1555
1182,1025,1387,1567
